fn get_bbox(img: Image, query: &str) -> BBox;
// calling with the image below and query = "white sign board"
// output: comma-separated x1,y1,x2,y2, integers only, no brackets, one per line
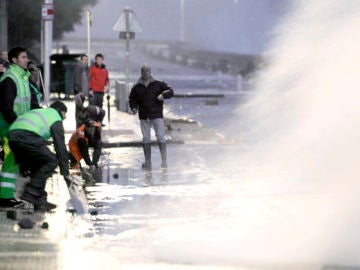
42,4,54,20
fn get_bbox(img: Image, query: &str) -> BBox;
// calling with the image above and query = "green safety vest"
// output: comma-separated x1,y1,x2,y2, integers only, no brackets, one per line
9,108,62,140
0,64,31,128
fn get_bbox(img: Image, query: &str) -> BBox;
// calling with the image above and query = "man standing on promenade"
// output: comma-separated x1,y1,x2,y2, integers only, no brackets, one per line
88,53,109,109
0,46,37,207
129,64,174,170
73,54,89,97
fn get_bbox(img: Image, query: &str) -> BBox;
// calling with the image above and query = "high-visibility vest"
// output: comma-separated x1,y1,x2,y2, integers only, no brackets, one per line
0,64,31,128
9,108,62,140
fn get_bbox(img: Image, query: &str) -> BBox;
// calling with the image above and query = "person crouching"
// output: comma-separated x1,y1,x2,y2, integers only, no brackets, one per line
69,120,102,170
7,100,71,211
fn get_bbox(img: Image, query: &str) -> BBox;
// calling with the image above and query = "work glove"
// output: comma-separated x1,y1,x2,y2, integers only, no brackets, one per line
157,94,164,101
64,175,83,187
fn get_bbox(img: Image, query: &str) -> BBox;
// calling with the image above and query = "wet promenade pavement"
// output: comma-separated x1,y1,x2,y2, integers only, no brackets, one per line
0,88,350,270
0,95,342,270
0,90,230,269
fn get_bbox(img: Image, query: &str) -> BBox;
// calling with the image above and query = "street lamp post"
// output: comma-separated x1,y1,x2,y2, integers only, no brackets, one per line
124,7,131,85
87,9,92,66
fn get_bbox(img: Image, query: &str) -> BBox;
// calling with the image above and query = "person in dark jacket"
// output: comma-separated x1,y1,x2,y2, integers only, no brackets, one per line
74,93,105,128
27,60,43,107
74,93,87,128
128,64,174,169
7,100,72,211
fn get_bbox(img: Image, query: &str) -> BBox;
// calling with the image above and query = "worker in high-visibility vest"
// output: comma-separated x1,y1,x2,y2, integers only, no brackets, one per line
7,100,72,211
0,46,40,207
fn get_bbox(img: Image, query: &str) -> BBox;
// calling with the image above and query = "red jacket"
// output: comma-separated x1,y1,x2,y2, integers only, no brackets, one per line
88,63,109,93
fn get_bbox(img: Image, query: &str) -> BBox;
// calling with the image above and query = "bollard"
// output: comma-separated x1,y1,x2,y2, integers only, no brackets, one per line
115,80,133,112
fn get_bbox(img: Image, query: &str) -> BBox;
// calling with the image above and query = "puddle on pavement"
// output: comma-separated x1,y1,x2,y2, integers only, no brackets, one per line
87,166,171,187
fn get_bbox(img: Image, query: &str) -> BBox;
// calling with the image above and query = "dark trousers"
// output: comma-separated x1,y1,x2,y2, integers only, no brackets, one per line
90,92,104,109
9,132,58,195
70,139,102,168
90,140,102,167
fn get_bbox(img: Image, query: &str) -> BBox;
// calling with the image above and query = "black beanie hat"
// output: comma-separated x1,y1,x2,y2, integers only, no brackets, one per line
50,100,67,113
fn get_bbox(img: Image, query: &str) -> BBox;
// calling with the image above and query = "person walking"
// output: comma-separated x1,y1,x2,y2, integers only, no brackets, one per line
88,53,109,109
0,46,37,207
129,64,174,170
7,100,72,211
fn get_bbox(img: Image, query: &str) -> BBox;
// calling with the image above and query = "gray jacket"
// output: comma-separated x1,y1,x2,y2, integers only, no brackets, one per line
73,62,89,96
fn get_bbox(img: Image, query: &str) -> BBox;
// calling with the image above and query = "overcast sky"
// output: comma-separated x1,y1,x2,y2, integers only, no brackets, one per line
64,0,291,54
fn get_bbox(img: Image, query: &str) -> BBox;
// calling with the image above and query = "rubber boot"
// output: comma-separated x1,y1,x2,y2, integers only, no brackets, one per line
21,183,56,211
158,142,167,168
142,143,152,170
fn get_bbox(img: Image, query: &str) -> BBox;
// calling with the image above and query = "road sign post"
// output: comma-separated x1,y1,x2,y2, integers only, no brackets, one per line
113,7,142,86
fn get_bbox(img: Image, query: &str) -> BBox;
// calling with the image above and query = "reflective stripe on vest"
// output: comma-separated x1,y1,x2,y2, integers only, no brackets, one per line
13,111,50,138
0,182,16,189
9,108,62,140
0,171,18,179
